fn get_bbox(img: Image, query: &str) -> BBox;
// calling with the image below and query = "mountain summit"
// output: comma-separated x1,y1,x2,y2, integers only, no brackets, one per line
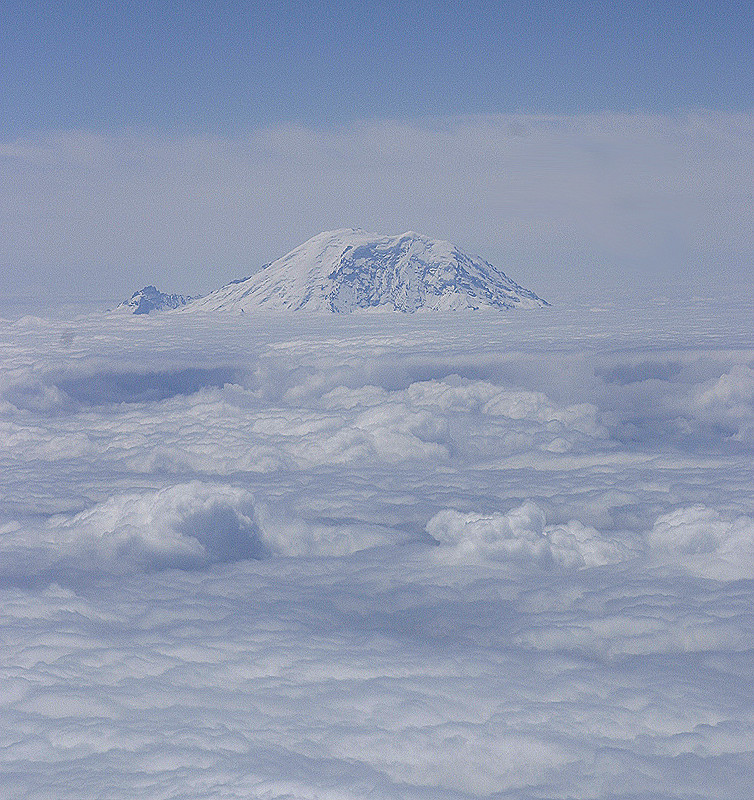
188,229,548,313
117,286,192,314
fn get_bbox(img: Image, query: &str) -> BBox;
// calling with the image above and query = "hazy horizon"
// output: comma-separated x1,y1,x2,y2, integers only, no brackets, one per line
1,1,752,309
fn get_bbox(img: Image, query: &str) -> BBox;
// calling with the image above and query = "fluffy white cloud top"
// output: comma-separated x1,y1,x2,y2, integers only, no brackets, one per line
0,302,752,798
649,505,754,580
427,501,634,568
0,480,401,586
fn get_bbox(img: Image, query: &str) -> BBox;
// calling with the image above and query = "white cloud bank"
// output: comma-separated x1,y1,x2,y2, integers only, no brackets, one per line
649,505,754,580
0,480,400,586
1,112,752,304
427,501,635,568
0,304,753,798
427,499,754,581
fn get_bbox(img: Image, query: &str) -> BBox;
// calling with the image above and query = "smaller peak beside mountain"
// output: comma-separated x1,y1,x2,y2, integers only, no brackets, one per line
117,286,193,315
188,229,549,314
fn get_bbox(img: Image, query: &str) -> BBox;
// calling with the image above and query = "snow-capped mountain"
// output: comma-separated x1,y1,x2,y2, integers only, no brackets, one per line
187,229,548,313
118,286,193,314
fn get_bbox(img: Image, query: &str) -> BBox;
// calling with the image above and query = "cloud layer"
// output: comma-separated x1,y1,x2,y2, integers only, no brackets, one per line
0,303,753,798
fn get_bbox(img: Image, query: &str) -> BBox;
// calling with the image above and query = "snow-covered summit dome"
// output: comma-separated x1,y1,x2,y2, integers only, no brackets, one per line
187,229,549,313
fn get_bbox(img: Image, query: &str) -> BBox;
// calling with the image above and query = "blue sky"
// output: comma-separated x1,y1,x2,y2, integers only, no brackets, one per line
0,1,752,306
3,0,751,135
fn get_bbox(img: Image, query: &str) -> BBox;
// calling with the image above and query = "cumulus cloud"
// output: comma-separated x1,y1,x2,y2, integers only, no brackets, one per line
648,505,754,580
687,364,754,443
427,499,754,581
0,483,264,583
427,501,632,568
0,482,397,585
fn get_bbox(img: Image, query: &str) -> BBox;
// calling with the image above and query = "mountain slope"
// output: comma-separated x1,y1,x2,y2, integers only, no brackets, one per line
117,286,193,314
188,229,548,313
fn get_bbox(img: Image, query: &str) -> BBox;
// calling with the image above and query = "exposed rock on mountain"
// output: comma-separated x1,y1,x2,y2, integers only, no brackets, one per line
187,229,548,313
118,286,193,314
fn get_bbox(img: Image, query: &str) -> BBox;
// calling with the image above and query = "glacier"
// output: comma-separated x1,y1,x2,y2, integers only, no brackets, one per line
185,229,549,313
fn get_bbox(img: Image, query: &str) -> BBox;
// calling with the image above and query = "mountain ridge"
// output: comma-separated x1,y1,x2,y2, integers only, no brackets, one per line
116,286,193,314
118,230,549,313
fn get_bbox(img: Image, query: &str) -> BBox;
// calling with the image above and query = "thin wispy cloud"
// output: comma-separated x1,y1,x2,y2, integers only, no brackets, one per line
2,112,752,304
